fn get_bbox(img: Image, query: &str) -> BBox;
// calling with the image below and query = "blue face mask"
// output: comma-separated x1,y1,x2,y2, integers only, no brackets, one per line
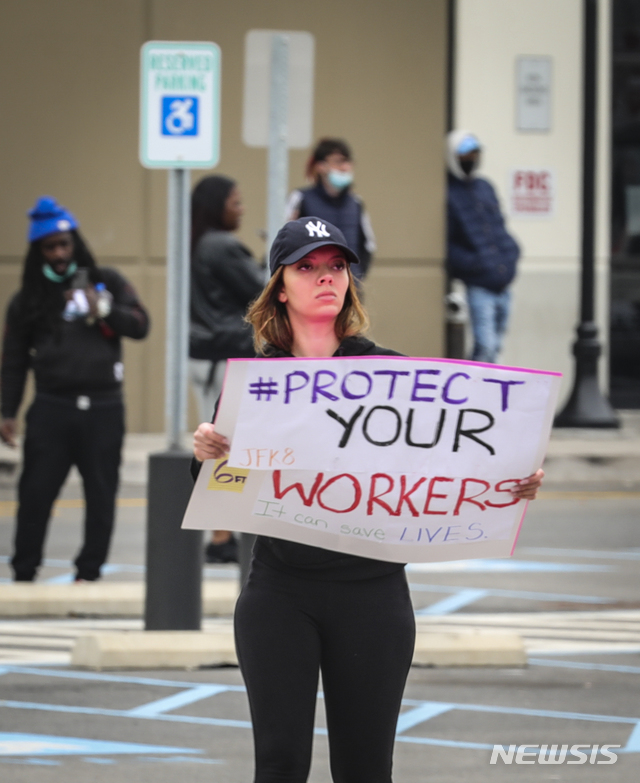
42,261,78,283
327,169,354,190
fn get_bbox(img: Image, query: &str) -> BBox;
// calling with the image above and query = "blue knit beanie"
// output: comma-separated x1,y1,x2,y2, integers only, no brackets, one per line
28,196,78,242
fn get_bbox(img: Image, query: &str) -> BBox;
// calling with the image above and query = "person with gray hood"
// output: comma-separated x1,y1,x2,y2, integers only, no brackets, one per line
446,130,520,363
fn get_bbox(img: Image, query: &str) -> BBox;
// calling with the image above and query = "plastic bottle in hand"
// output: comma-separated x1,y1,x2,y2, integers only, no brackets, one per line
95,282,113,319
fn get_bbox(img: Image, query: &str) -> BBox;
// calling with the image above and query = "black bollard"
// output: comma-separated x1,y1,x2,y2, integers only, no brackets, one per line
145,450,203,630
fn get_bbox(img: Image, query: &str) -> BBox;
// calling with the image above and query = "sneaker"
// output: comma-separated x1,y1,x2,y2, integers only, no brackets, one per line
205,537,239,564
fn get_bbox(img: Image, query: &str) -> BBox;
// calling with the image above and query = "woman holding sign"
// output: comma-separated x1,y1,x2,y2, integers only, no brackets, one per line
193,217,543,783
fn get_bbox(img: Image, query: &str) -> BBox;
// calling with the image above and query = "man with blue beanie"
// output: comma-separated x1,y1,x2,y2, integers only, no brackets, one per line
0,197,150,582
446,130,520,363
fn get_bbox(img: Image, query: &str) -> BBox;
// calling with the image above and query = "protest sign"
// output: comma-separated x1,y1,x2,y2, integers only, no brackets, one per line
182,357,561,563
220,357,561,479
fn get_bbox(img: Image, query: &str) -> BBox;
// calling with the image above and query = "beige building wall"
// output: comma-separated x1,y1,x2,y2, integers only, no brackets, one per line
454,0,611,404
0,0,447,433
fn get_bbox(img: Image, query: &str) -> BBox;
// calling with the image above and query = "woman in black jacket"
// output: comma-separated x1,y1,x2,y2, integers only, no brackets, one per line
189,175,265,563
193,218,543,782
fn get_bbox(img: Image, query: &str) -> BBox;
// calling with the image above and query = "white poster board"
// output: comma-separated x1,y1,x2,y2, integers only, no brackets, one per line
182,357,561,563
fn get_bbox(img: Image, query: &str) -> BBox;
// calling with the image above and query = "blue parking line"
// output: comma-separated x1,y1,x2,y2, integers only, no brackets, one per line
527,647,640,657
396,702,454,733
395,735,494,750
406,559,612,573
399,698,640,726
2,692,639,754
624,723,640,753
416,589,489,615
521,547,640,561
2,666,246,691
127,684,230,717
0,699,253,729
139,755,222,764
529,658,640,675
409,582,612,605
0,732,202,757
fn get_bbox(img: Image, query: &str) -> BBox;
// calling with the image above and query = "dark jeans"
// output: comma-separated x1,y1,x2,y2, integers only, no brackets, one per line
234,559,416,783
11,394,124,581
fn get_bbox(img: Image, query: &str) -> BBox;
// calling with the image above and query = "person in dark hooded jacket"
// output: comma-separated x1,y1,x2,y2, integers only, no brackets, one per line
446,130,520,363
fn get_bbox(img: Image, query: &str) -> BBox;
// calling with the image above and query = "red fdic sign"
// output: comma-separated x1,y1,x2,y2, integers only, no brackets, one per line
510,169,554,217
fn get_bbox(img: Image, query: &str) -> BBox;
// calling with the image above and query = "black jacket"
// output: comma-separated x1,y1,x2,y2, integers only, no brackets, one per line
1,267,149,418
193,335,407,581
189,230,265,361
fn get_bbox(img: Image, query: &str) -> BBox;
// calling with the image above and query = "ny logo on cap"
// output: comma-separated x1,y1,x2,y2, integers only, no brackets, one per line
305,220,330,238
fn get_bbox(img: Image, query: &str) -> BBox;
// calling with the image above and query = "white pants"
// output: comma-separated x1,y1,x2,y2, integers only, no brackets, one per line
189,359,227,424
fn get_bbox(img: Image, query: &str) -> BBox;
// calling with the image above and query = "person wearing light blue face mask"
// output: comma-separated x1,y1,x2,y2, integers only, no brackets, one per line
285,137,376,286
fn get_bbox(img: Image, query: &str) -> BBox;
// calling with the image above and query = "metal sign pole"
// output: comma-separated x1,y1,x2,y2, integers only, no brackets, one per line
165,168,191,448
140,40,220,631
145,166,202,630
239,33,290,587
266,33,290,251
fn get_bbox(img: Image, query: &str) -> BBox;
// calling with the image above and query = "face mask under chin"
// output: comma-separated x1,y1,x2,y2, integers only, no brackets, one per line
42,260,78,283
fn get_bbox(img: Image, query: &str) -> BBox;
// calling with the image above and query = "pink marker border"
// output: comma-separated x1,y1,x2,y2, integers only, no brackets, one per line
228,355,562,378
510,501,530,555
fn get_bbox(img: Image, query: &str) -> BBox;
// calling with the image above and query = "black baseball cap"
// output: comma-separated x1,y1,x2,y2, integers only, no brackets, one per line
269,217,360,276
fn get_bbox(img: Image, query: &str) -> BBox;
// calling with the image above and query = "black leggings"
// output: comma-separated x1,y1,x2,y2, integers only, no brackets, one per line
234,559,416,783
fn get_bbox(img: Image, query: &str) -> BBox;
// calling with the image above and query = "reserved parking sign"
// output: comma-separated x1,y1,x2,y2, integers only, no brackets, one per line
140,41,220,168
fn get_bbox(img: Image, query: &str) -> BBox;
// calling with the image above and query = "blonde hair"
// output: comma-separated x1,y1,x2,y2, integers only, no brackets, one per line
246,263,369,355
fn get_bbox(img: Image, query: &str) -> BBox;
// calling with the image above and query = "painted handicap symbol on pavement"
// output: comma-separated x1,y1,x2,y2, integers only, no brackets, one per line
161,96,199,136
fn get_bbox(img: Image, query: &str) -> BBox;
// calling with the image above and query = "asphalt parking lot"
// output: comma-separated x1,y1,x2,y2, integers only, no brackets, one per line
0,481,639,781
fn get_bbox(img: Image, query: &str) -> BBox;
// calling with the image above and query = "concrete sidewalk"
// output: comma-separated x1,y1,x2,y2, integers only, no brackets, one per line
543,410,640,487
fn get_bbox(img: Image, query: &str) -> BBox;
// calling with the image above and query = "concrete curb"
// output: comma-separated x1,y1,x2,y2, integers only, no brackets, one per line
0,581,238,617
71,625,237,669
70,624,526,669
412,629,526,667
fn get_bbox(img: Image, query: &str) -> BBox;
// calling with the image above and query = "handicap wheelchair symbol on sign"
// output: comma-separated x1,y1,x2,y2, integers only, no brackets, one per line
161,96,199,136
